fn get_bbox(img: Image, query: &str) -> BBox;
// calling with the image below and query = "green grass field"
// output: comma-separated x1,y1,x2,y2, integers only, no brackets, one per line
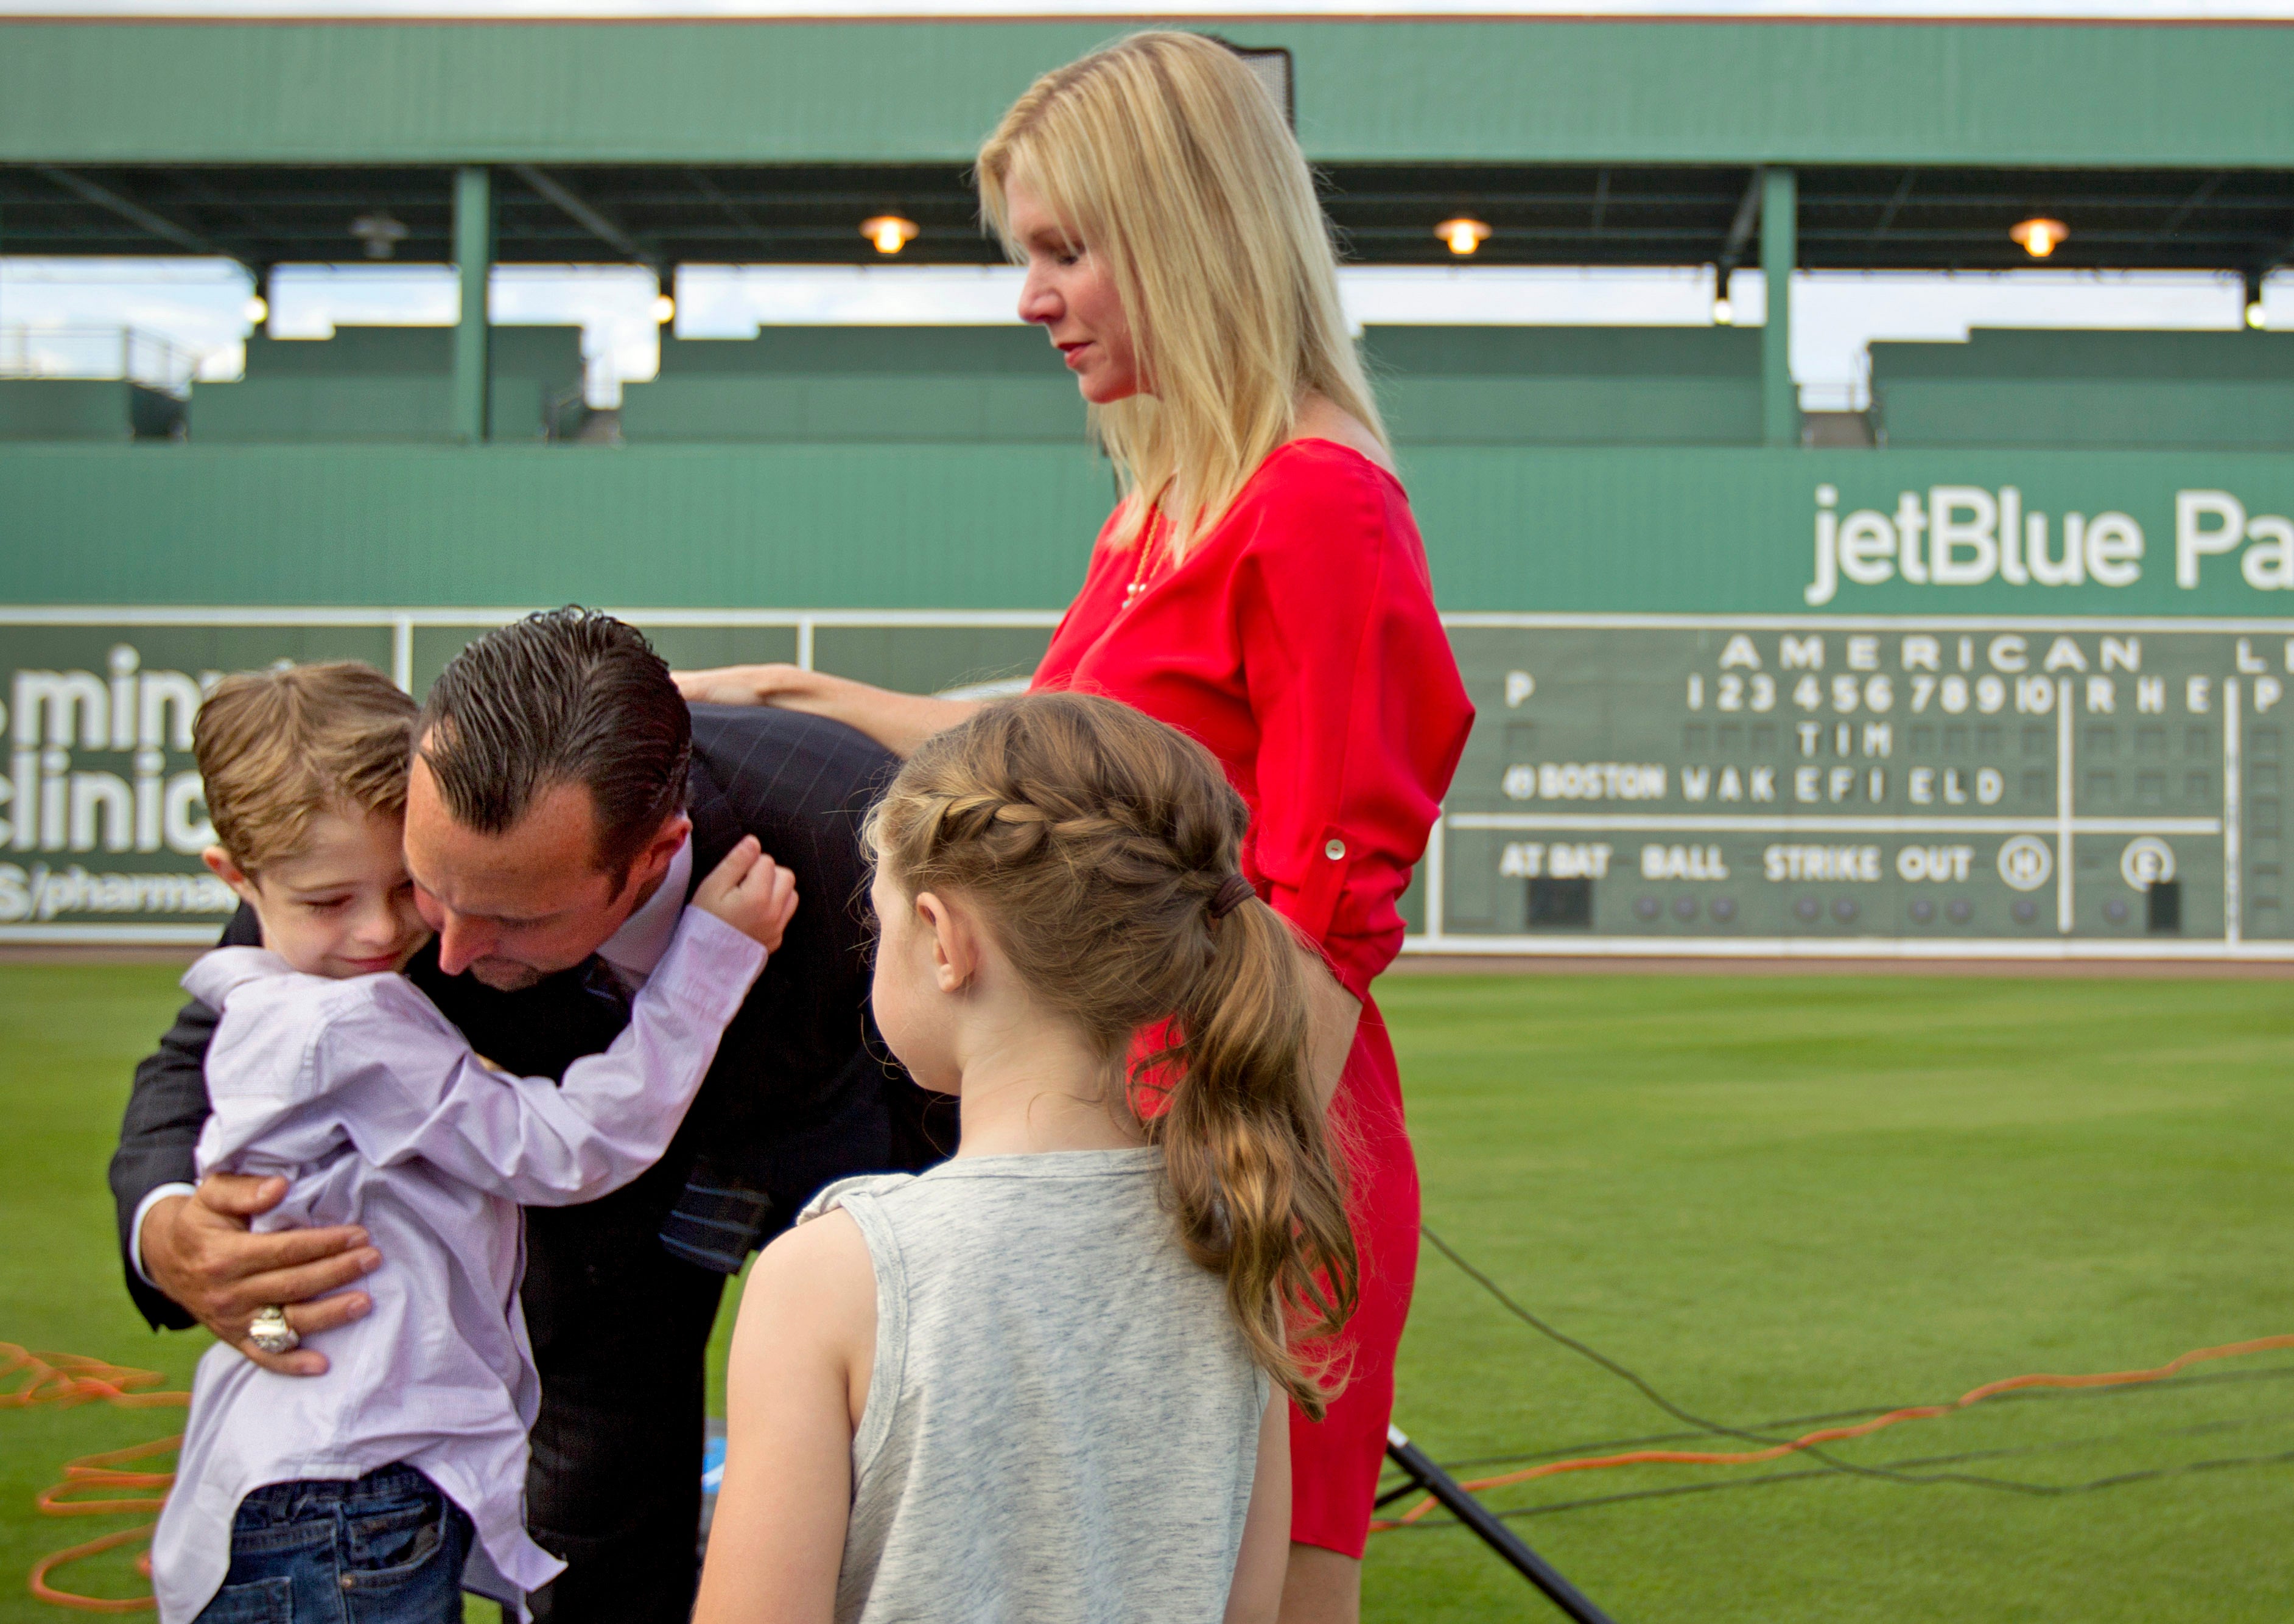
4,963,2290,1622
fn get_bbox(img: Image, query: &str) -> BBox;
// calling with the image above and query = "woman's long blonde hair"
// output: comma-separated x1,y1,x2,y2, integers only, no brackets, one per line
978,30,1385,562
865,693,1359,1416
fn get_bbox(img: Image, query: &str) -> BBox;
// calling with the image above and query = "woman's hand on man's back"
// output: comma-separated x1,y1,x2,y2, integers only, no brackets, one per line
673,663,815,707
672,664,982,761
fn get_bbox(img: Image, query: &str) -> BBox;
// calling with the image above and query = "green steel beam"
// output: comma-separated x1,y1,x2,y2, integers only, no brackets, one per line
7,21,2294,167
1761,167,1798,450
452,167,491,446
30,165,237,262
511,163,656,270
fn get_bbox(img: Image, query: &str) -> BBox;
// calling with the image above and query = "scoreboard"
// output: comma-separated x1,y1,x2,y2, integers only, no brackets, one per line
1426,615,2289,958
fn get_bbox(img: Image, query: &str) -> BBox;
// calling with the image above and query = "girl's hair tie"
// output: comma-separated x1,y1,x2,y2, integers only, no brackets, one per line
1208,873,1255,919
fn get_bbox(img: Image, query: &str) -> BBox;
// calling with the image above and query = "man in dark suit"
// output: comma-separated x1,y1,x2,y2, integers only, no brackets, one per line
110,609,938,1623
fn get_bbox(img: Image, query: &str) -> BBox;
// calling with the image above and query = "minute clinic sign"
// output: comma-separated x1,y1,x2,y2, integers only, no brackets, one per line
0,608,1062,943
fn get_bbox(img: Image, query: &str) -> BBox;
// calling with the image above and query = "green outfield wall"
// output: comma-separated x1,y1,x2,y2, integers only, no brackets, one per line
6,444,2294,617
6,19,2294,167
5,443,2292,957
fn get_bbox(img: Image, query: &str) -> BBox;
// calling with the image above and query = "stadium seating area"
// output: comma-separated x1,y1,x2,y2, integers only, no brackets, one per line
1870,328,2294,450
0,377,183,441
619,326,1086,443
189,324,586,443
1361,324,1766,446
2,323,2287,450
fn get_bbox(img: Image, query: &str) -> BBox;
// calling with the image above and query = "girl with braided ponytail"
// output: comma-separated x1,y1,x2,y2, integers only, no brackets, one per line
693,693,1354,1624
679,31,1474,1618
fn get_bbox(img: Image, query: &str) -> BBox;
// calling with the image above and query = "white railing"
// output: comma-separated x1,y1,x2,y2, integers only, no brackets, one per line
0,326,209,397
1796,380,1871,415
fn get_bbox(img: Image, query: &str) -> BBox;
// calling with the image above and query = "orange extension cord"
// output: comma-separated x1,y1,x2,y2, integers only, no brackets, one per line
3,1343,186,1612
15,1331,2294,1596
1373,1333,2294,1530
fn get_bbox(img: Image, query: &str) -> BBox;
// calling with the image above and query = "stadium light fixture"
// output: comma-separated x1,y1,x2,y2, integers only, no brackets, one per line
651,294,676,325
863,215,920,256
1711,265,1733,326
242,296,268,325
2010,217,2068,259
350,211,409,261
1438,217,1492,257
2244,268,2268,331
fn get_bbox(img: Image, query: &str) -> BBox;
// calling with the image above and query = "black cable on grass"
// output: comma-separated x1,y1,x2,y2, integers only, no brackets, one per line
1415,1223,2294,1501
1426,1364,2294,1477
1885,1404,2294,1474
1416,1223,1894,1480
1383,1410,2294,1525
1387,1447,2294,1529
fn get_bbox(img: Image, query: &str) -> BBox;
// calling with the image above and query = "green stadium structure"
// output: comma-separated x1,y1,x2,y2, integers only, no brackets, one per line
1364,327,1765,447
623,327,1087,444
191,326,586,444
1871,330,2294,451
0,377,180,442
0,15,2289,959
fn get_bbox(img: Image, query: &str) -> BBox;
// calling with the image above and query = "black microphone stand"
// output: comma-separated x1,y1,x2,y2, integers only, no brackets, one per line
1382,1427,1619,1623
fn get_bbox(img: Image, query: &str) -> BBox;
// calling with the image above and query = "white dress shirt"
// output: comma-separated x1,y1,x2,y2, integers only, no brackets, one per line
147,897,763,1624
131,836,699,1282
598,835,693,993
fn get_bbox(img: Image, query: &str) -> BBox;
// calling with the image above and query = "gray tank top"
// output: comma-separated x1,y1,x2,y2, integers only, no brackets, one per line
800,1147,1271,1624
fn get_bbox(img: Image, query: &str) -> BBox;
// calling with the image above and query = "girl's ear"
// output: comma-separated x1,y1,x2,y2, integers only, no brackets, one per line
913,890,980,995
202,845,262,910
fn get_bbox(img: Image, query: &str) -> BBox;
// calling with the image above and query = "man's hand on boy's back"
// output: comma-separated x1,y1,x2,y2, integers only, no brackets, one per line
694,835,800,953
141,1174,381,1376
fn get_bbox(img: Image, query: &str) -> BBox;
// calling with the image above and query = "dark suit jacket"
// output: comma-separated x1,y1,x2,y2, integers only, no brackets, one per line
110,704,947,1332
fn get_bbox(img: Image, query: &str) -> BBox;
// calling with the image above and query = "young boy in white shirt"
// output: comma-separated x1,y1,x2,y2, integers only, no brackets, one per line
148,661,796,1624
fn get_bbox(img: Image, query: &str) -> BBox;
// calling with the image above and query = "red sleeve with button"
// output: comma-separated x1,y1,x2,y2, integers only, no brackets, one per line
1230,448,1475,1001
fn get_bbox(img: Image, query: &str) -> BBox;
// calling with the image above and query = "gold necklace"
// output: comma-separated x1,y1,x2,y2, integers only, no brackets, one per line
1122,525,1165,609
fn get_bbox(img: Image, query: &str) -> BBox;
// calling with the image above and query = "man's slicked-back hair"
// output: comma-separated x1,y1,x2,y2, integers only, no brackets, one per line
416,608,691,878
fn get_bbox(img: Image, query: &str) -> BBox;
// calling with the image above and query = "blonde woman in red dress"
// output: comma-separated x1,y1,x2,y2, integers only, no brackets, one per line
678,32,1473,1622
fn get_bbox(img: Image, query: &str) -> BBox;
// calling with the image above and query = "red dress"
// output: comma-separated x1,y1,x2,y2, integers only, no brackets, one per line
1031,438,1474,1556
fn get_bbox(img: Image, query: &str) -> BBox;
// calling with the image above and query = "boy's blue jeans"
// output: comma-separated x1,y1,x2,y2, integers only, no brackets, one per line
193,1465,472,1623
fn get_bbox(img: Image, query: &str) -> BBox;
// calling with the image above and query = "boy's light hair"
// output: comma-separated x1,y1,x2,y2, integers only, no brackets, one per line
193,662,418,875
977,30,1386,565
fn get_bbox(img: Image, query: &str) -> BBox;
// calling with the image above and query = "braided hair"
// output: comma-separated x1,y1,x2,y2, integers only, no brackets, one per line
865,691,1358,1416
